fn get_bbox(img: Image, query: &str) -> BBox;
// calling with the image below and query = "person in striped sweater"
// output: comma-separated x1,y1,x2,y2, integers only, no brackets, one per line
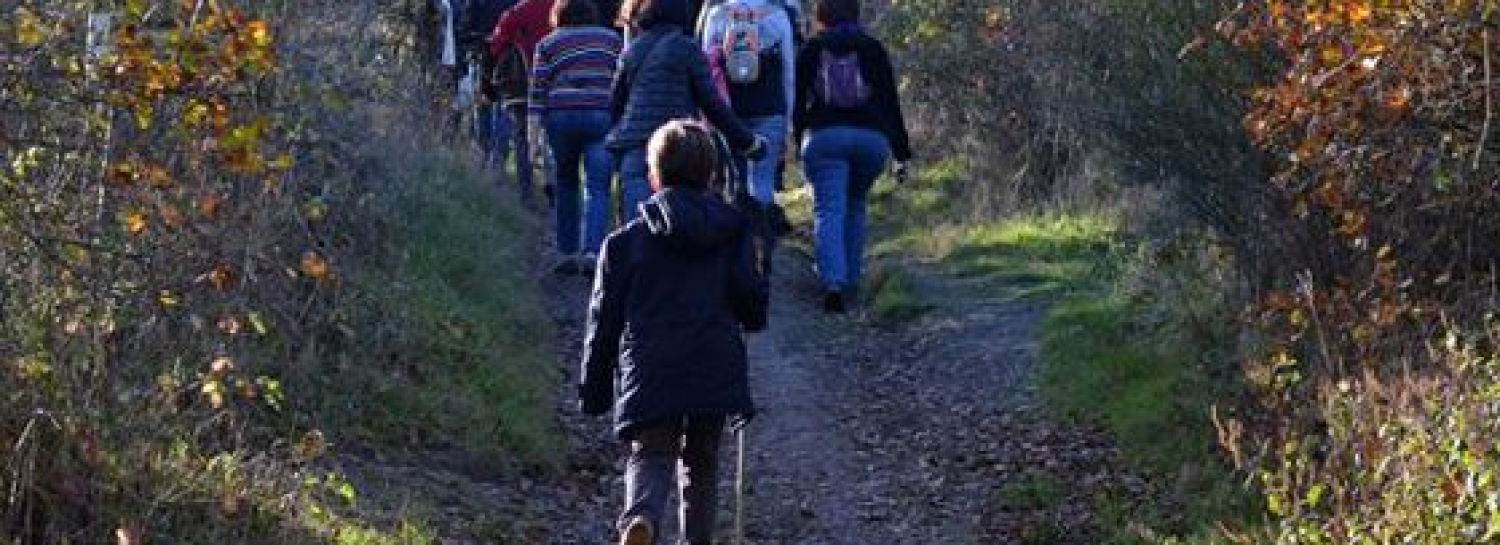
528,0,625,274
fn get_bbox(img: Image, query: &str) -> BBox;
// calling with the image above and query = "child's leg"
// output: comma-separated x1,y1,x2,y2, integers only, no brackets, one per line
679,415,726,545
621,422,681,540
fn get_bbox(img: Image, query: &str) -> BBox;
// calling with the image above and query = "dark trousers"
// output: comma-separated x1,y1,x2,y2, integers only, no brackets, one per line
489,101,535,202
621,414,727,545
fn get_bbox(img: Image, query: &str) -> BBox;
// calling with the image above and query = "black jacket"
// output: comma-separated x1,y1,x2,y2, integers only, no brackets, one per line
461,0,517,57
792,26,913,162
605,26,758,153
580,188,769,439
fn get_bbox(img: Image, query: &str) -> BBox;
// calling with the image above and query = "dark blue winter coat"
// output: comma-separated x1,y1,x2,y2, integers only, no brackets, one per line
579,187,769,439
604,25,758,153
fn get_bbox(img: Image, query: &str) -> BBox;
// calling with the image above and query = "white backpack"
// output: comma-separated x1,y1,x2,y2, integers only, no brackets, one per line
720,5,769,84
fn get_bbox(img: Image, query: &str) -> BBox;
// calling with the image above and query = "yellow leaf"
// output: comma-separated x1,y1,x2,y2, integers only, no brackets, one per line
245,20,272,49
134,104,154,130
124,209,149,235
201,379,226,409
184,100,210,127
16,8,45,47
268,153,295,170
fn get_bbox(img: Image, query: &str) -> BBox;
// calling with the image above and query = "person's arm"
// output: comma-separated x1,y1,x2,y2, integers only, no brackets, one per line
869,41,912,162
579,233,630,415
728,229,770,332
608,39,637,125
527,35,553,119
487,6,516,59
773,9,796,118
791,40,816,145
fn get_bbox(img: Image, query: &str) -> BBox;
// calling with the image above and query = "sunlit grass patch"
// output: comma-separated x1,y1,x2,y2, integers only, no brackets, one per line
941,214,1118,298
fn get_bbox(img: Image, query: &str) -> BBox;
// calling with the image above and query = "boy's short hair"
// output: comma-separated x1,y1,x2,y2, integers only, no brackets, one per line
647,119,718,190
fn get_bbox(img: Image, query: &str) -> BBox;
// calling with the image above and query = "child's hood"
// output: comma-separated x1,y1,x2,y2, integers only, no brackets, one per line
639,188,744,254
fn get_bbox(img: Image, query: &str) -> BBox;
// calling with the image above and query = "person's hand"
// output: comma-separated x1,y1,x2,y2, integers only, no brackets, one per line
744,135,769,161
893,161,910,184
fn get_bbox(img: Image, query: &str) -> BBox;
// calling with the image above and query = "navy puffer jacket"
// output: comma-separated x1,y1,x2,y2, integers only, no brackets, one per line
605,26,758,153
580,188,769,439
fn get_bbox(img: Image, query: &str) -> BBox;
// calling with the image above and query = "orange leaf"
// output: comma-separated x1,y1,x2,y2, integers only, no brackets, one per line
299,251,330,281
142,164,172,188
209,263,234,291
245,20,272,49
157,202,184,228
197,194,222,219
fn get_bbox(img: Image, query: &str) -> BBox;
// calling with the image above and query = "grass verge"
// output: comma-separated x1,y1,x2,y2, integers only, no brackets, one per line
304,145,561,468
784,156,1254,539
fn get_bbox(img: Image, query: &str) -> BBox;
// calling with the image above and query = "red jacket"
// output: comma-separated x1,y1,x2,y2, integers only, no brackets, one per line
487,0,556,63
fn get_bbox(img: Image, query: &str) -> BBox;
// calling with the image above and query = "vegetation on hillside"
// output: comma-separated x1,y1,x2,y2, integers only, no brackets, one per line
1,1,553,542
5,0,1497,542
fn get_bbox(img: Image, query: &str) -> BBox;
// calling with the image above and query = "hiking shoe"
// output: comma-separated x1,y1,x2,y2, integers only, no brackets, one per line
620,516,653,545
822,289,847,314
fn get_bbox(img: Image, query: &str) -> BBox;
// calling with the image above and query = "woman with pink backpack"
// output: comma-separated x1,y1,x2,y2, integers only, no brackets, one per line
791,0,911,313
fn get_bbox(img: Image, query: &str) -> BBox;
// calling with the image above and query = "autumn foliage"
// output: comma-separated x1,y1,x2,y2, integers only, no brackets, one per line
1211,1,1500,541
1,1,446,541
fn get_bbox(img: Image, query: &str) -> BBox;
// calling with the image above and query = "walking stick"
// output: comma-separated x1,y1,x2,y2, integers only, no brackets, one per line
734,422,747,545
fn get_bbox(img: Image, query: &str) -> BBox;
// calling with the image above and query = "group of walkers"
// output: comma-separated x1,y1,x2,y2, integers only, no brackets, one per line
439,0,909,542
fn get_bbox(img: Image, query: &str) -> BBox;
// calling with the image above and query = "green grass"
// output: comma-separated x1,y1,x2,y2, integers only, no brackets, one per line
940,214,1119,298
864,264,931,321
1034,249,1256,541
996,472,1067,511
309,148,561,468
1041,298,1200,470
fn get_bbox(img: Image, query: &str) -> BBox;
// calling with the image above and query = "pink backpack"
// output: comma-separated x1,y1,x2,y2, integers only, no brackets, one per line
815,48,871,109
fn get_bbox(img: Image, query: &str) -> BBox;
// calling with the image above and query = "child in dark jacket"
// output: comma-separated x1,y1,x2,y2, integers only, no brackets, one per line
580,119,769,545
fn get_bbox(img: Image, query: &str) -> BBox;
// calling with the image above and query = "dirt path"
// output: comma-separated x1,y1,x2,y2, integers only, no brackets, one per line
532,249,1141,544
339,244,1141,544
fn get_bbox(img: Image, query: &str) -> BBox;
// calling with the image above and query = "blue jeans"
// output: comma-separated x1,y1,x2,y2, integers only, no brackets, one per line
492,102,535,201
742,115,788,205
801,126,890,292
617,147,652,224
545,109,613,255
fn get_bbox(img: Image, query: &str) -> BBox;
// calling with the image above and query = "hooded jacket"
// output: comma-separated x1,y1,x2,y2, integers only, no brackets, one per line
580,188,769,439
792,25,913,162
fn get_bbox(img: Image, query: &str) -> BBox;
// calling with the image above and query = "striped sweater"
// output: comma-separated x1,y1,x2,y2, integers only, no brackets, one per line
528,26,623,116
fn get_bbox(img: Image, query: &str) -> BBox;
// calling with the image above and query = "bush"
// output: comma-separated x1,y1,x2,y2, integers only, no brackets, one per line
0,0,535,541
1212,2,1500,542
